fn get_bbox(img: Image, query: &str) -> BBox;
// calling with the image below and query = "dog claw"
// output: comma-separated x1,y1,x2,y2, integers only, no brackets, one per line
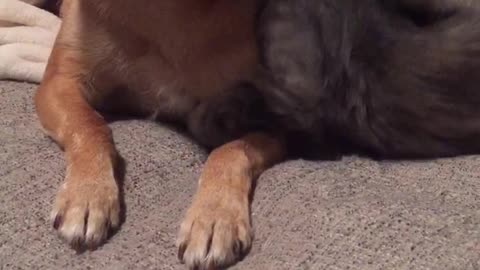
53,214,63,230
178,242,187,263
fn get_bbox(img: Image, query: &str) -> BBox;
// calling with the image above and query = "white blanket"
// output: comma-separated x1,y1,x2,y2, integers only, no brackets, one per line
0,0,60,83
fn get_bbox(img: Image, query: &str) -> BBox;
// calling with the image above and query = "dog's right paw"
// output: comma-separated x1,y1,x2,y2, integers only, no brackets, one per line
51,167,120,250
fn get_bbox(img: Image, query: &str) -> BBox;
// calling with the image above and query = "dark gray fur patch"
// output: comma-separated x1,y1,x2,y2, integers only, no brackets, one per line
256,0,480,159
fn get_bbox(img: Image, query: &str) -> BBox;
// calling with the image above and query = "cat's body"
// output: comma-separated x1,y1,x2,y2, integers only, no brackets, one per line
257,0,480,159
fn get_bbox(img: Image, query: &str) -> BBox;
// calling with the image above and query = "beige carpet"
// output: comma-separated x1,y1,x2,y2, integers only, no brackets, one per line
1,81,479,269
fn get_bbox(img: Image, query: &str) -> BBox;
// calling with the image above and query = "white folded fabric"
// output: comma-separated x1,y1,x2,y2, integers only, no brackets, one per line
0,0,60,83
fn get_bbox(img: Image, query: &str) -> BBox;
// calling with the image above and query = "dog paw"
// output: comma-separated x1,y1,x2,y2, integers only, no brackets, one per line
51,168,120,250
177,192,252,270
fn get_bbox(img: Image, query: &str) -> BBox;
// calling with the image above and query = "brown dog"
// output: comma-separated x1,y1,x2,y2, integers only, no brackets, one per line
35,0,284,269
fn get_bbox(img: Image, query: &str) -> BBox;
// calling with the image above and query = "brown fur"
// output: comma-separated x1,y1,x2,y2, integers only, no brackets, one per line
35,0,285,269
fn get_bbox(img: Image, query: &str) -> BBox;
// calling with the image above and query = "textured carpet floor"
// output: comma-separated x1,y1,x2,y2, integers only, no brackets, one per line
1,81,479,270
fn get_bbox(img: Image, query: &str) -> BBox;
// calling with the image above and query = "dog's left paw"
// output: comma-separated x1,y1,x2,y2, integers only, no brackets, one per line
177,189,252,270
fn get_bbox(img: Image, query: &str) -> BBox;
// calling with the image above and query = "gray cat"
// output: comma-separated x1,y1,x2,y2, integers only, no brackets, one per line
253,0,480,159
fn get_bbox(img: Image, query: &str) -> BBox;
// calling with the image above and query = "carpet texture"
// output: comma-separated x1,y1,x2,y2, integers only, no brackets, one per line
1,81,479,269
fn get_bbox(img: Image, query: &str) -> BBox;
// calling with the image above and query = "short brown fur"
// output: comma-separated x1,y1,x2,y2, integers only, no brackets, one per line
35,0,285,269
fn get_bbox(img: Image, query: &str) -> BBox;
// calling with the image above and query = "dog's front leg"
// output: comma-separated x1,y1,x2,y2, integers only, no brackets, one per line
35,47,121,249
177,132,286,269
